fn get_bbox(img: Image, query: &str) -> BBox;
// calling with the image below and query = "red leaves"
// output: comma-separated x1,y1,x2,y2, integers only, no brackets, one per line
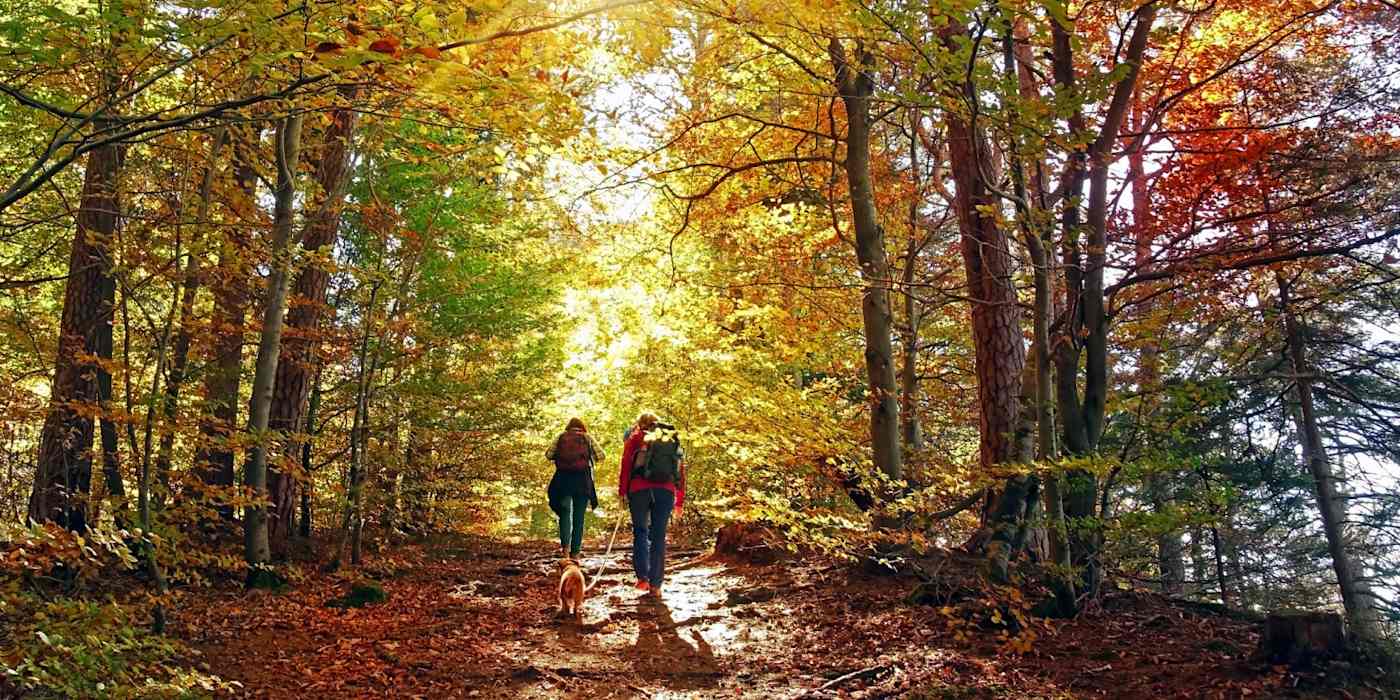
368,37,400,55
313,42,342,54
412,45,442,60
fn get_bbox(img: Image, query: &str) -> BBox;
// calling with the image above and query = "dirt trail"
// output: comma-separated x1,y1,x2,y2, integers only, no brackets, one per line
177,535,1365,699
503,551,789,698
180,537,817,698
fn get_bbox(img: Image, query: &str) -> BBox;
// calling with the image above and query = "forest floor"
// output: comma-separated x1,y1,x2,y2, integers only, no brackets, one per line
172,534,1389,699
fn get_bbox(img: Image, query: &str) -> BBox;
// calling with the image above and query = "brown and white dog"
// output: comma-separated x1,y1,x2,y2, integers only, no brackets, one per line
557,558,586,623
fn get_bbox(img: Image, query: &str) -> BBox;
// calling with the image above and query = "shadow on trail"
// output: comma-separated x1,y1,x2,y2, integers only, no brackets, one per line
629,595,720,688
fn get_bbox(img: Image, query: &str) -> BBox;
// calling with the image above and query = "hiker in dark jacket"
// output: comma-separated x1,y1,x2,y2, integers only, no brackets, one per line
546,418,602,560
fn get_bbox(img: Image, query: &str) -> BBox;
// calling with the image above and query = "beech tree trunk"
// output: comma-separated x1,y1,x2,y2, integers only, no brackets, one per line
29,125,124,531
243,114,303,571
829,40,902,483
1049,5,1157,598
266,96,359,552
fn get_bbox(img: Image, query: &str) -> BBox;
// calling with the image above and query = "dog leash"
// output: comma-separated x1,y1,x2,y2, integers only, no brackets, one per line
584,513,624,593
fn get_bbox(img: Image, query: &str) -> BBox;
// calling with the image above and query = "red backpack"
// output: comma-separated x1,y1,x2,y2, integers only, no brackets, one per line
554,431,592,471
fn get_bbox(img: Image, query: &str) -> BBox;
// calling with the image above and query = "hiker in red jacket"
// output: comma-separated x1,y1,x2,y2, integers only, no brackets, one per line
619,412,686,595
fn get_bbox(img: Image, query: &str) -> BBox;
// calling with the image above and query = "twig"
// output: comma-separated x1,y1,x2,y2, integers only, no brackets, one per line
818,664,888,691
669,552,716,571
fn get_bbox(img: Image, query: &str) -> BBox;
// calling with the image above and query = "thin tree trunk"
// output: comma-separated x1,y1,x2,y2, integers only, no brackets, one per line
1211,524,1233,607
1003,17,1075,612
243,114,303,575
331,281,381,570
196,123,260,519
1127,105,1184,595
829,40,902,484
29,121,124,531
1223,504,1248,608
1189,525,1208,596
298,365,322,539
1279,277,1379,639
98,252,123,511
137,236,182,632
155,129,228,507
266,94,360,554
899,110,923,451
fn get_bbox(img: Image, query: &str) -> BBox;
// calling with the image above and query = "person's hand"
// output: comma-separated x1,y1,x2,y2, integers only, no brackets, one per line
589,497,599,510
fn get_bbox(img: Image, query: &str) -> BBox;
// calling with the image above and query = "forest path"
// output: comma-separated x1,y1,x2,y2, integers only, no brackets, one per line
501,547,794,698
177,534,1321,699
180,535,826,698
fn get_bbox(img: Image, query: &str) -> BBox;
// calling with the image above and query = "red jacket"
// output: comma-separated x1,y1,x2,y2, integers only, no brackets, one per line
619,428,685,511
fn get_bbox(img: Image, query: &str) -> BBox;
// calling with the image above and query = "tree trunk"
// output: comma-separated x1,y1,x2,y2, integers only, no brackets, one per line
1126,107,1184,596
137,252,181,632
1189,525,1209,596
331,282,380,571
243,114,303,573
1279,277,1379,640
899,238,923,450
1002,18,1075,612
1050,5,1157,598
196,123,261,518
899,111,924,451
298,366,322,538
98,297,124,507
829,40,902,484
266,96,359,553
939,17,1031,582
155,130,227,507
1211,524,1233,607
29,124,124,531
1148,472,1185,594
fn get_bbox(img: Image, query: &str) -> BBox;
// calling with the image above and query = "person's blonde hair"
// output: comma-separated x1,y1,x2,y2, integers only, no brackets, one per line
636,412,659,430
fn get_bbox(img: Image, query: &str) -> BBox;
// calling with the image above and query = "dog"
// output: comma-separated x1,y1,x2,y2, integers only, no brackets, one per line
557,558,586,623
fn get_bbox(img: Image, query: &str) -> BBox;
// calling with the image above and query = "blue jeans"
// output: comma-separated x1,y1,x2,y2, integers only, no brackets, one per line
628,488,675,586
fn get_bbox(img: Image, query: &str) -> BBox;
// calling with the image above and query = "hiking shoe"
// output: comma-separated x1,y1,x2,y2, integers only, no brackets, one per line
635,580,650,592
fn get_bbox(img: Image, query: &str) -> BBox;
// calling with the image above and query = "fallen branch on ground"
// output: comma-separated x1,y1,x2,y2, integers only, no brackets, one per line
818,664,889,691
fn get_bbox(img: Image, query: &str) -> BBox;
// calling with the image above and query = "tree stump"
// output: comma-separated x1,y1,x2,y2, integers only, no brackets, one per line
714,522,785,564
1258,612,1347,666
